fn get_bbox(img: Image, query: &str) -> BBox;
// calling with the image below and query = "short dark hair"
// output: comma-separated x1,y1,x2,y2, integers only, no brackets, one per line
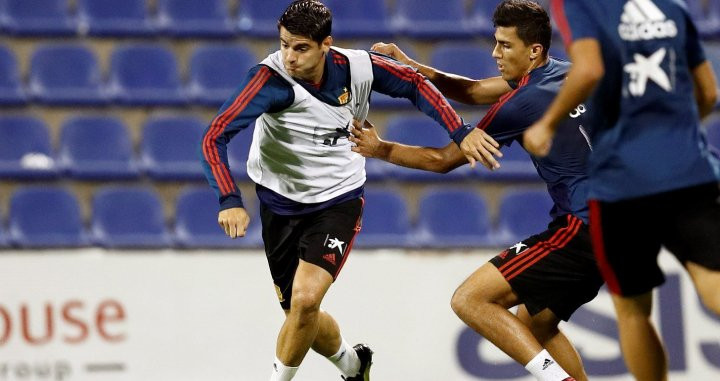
493,0,552,57
277,0,332,44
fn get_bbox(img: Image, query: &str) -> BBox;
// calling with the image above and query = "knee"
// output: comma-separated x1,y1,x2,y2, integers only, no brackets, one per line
290,290,322,317
451,285,477,319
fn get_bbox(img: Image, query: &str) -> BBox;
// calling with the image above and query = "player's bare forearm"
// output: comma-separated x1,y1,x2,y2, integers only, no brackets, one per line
350,120,466,173
692,61,718,118
429,72,510,105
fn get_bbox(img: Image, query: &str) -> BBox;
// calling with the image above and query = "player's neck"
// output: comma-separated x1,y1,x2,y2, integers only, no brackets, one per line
526,56,549,75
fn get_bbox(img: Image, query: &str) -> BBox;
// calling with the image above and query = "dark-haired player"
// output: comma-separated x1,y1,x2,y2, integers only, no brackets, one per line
524,1,720,379
360,1,601,380
199,1,500,380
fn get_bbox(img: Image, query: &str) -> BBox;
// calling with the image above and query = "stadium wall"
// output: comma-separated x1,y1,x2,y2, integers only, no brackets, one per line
1,250,719,381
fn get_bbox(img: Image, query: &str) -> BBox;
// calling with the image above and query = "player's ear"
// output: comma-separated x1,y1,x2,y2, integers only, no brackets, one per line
529,44,543,60
321,35,333,53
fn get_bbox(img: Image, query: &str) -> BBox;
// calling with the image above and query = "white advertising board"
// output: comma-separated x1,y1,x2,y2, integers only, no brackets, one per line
0,249,718,380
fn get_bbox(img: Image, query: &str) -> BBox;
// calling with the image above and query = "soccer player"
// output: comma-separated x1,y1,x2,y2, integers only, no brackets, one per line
199,1,499,380
355,1,602,380
523,1,720,380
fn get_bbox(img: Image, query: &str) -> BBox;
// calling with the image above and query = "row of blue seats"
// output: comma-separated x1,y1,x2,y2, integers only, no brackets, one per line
0,0,549,39
0,114,542,182
3,0,720,39
0,185,554,249
0,42,516,107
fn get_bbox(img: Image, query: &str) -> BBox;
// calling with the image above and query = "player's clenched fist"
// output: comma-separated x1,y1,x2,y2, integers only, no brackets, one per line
218,207,250,239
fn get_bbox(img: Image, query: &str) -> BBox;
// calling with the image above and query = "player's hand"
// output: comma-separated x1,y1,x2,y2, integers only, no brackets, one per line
523,121,554,157
218,207,250,239
349,119,383,158
459,129,502,170
370,42,412,66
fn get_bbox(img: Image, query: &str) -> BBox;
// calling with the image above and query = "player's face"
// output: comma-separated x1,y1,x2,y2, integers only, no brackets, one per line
279,26,331,83
492,26,535,81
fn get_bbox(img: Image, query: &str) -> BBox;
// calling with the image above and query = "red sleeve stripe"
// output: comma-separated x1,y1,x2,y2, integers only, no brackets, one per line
551,0,573,48
202,67,271,195
370,55,462,132
476,75,530,131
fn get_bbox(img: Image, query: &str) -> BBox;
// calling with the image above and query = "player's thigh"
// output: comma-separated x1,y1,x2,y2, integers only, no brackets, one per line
492,215,602,320
298,197,363,280
260,203,304,310
453,262,518,308
590,198,663,296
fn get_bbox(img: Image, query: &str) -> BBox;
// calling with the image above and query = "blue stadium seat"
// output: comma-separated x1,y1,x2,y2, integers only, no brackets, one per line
469,0,497,37
141,115,206,181
478,141,539,181
354,189,411,248
1,0,77,36
226,122,255,180
323,0,393,38
430,43,498,81
384,115,470,181
29,44,105,105
237,0,293,38
494,189,554,246
76,0,153,37
92,186,171,248
59,116,139,180
393,0,472,39
108,44,186,105
705,43,720,84
686,0,720,37
414,188,493,248
157,0,234,38
0,46,26,105
174,187,263,248
188,44,257,106
0,116,57,179
9,186,87,247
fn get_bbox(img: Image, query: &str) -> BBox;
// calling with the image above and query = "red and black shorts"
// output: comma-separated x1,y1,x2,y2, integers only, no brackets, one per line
260,197,363,310
489,214,604,321
589,182,720,297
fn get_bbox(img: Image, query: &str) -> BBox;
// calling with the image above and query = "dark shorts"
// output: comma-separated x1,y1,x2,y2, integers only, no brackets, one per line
260,197,363,310
589,182,720,296
489,214,604,321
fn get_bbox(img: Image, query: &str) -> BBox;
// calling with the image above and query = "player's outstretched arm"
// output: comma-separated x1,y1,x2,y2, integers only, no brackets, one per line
218,207,250,239
524,38,604,157
350,119,478,173
371,42,511,105
691,61,718,118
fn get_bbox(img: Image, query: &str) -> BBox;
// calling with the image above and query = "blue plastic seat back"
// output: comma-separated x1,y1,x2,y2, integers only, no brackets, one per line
156,0,234,36
76,0,152,36
110,44,180,89
3,0,76,35
142,115,206,180
415,188,492,247
9,186,86,247
323,0,392,38
30,44,100,89
394,0,471,38
189,45,257,104
496,189,554,244
0,116,53,162
0,45,25,103
60,116,133,164
174,187,262,248
92,187,170,247
238,0,294,37
355,189,411,247
430,43,498,80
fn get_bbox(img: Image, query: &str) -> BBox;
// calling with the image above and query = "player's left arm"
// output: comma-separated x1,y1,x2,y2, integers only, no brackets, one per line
368,52,502,169
691,61,718,118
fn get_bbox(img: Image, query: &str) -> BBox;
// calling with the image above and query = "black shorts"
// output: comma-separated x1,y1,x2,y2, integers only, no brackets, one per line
260,197,363,310
589,182,720,296
489,214,604,321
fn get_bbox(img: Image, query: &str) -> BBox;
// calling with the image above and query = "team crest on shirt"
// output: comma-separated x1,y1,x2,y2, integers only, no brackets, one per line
338,87,351,105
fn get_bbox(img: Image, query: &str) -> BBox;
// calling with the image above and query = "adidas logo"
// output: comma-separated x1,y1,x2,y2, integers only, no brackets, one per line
323,253,337,266
542,358,554,370
618,0,677,41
